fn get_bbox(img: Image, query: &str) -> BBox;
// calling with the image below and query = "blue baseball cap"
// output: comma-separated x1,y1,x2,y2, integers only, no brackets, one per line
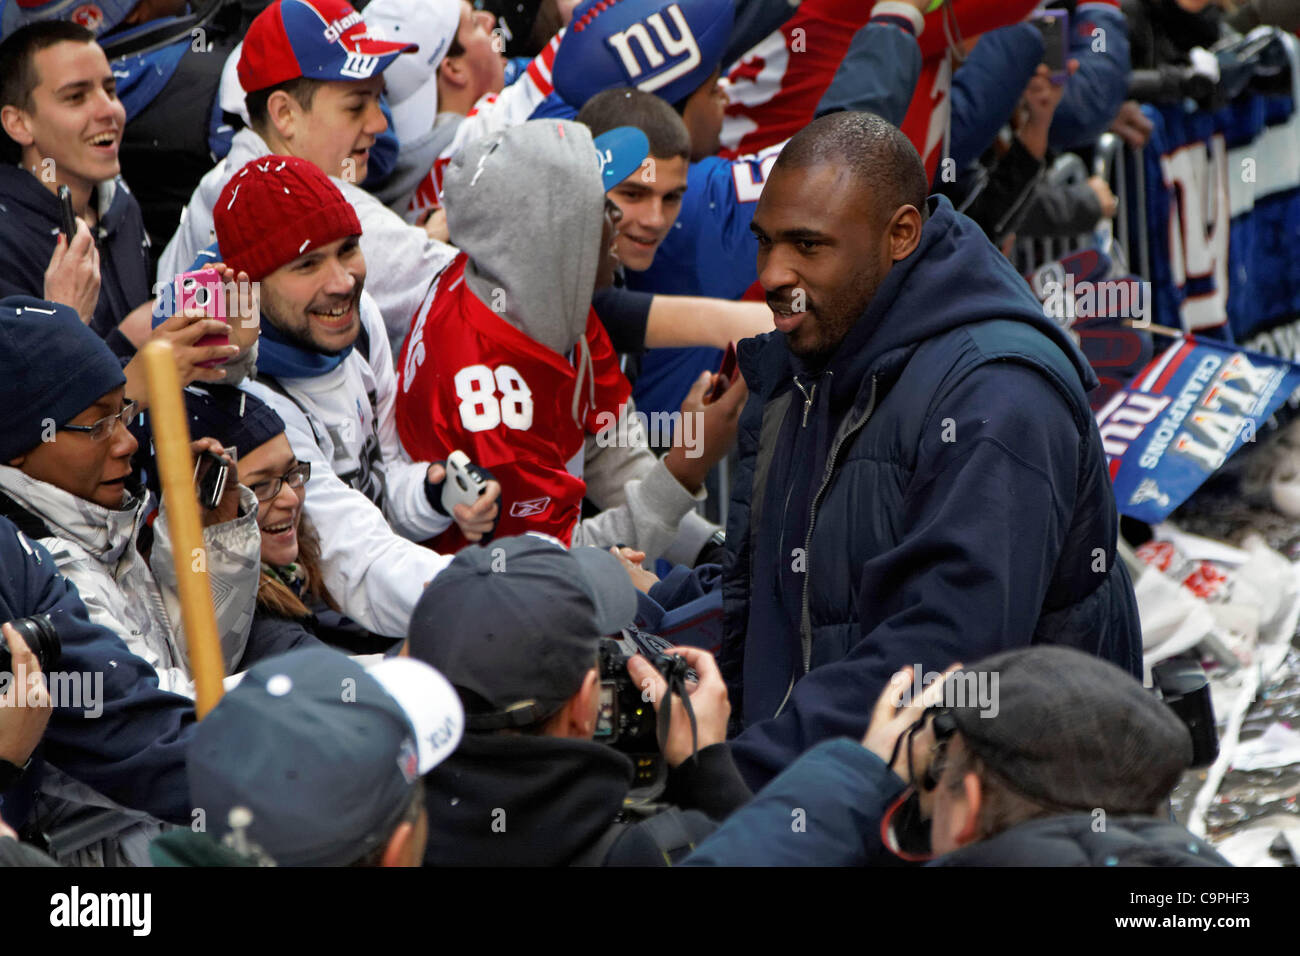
187,647,463,866
593,125,651,190
238,0,418,94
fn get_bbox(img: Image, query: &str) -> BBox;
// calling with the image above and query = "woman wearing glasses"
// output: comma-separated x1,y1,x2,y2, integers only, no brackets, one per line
0,299,263,865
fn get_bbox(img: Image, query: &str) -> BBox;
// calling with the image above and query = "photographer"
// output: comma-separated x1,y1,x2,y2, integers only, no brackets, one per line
405,534,750,866
685,646,1230,867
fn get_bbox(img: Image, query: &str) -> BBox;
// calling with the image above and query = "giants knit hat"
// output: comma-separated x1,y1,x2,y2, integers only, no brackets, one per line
214,155,362,281
238,0,418,94
0,296,126,463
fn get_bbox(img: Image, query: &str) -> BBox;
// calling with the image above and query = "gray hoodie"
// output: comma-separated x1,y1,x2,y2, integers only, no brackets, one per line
443,118,605,360
440,120,715,562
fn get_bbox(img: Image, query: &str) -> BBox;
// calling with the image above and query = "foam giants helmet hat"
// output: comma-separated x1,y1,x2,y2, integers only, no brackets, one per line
552,0,733,109
238,0,418,94
0,0,137,40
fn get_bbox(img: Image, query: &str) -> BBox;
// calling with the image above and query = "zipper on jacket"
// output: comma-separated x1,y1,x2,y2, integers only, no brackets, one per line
793,377,817,428
784,374,879,709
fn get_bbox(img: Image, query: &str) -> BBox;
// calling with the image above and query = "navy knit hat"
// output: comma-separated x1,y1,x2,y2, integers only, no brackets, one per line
185,385,286,460
0,296,126,463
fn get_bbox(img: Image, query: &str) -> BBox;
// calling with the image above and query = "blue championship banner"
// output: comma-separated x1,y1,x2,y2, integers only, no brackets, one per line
1095,339,1300,522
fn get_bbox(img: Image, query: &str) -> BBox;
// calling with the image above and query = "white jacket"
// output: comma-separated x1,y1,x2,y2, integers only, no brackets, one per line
0,467,259,696
242,293,452,638
155,127,457,357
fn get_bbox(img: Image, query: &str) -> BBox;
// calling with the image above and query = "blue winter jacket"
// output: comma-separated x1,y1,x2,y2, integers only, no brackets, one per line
0,517,195,829
684,739,1228,867
720,195,1141,789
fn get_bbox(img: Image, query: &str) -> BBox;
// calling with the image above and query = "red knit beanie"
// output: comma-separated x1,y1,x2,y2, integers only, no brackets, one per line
213,155,363,280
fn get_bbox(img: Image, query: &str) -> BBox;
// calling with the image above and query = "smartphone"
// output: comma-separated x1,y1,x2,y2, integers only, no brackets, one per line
441,450,490,515
706,342,738,403
175,268,229,368
194,449,231,511
1030,9,1070,85
58,185,76,243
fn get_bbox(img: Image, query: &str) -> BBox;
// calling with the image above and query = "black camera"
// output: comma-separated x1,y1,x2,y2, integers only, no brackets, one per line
1152,656,1219,769
1,613,62,674
595,629,696,792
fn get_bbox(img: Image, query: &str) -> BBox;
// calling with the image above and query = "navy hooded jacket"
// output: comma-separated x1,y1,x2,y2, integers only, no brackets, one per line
0,516,195,829
684,739,1228,867
0,166,150,360
720,195,1141,790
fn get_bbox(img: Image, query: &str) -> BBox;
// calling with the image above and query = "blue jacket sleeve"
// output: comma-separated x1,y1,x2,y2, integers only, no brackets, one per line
728,362,1083,788
948,24,1042,172
1049,4,1130,152
685,738,905,865
816,16,923,127
0,520,196,827
724,0,804,72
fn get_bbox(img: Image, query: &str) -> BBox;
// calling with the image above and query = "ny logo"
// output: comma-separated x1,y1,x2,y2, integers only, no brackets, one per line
606,3,700,93
340,51,379,79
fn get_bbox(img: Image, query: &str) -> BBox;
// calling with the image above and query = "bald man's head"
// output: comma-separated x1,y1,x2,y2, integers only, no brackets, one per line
775,111,929,228
752,112,927,368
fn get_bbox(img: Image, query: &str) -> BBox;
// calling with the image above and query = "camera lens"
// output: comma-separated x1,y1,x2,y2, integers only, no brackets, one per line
1,614,62,674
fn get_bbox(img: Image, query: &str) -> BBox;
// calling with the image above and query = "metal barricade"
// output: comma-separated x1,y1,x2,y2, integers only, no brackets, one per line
1013,131,1152,281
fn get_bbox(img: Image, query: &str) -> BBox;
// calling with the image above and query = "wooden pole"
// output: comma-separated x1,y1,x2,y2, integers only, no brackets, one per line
142,340,225,718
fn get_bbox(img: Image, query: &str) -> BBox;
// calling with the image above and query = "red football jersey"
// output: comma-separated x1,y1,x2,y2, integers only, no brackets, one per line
396,253,632,552
719,0,1041,182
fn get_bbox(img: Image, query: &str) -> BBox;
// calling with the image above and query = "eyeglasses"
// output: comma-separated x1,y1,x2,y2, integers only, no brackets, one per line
249,462,311,502
59,400,139,441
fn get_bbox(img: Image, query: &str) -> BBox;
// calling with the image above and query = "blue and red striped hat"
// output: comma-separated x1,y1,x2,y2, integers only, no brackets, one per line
238,0,418,94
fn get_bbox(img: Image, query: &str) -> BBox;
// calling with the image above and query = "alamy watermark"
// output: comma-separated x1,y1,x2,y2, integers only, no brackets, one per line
593,405,704,459
892,665,1000,718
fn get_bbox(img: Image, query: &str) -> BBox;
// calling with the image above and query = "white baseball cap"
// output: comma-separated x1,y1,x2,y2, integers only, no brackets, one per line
365,0,463,144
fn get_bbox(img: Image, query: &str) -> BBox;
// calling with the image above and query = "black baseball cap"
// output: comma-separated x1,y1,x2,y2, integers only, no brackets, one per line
187,647,464,866
407,533,638,729
943,646,1192,815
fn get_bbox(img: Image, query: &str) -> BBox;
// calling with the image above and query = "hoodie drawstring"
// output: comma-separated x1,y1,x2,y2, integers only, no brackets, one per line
571,335,596,428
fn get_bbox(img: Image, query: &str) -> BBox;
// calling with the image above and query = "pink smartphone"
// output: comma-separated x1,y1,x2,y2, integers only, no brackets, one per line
175,269,228,368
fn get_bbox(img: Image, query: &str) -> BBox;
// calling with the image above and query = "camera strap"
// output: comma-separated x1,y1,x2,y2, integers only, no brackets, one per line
657,662,699,763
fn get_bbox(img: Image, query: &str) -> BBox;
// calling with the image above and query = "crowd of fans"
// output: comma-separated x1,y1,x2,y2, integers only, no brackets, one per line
0,0,1290,868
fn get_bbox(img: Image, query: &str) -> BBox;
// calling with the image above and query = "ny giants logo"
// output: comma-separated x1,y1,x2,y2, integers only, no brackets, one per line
606,3,700,93
339,51,379,79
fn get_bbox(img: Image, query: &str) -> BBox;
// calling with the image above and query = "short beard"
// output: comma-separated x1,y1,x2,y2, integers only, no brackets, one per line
261,287,362,357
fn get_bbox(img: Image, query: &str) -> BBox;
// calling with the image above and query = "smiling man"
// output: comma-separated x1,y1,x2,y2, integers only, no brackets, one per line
215,155,499,641
720,111,1141,790
0,21,153,359
157,0,459,352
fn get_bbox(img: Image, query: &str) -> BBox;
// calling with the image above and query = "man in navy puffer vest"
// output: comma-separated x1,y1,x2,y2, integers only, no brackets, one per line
721,110,1141,790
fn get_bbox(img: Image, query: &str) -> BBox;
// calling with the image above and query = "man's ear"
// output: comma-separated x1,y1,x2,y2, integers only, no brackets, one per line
438,55,468,91
953,771,983,848
380,820,415,867
551,667,601,739
265,89,299,143
0,104,34,150
7,453,27,468
888,205,923,263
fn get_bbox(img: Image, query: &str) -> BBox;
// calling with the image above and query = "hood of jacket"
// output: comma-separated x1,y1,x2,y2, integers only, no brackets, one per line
0,465,146,566
931,813,1231,867
740,195,1098,408
422,732,633,866
442,119,605,358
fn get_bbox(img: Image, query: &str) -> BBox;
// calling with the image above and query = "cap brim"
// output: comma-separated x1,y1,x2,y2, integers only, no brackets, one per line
593,126,650,193
568,546,639,635
367,657,464,774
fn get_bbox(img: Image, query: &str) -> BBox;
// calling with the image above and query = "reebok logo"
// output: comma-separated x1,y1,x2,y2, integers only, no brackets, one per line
510,497,551,518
